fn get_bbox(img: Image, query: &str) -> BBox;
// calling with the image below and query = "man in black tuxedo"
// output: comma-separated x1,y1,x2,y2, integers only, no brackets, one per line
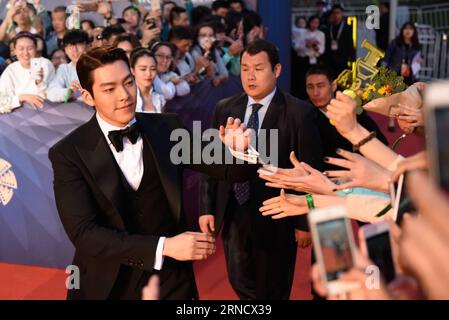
199,40,324,299
305,65,388,171
49,46,252,300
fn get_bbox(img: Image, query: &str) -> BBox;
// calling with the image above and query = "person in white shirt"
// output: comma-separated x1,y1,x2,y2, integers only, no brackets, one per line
47,30,89,103
151,41,190,100
294,16,325,65
130,48,166,113
0,32,54,110
168,26,201,85
191,23,229,87
292,15,325,99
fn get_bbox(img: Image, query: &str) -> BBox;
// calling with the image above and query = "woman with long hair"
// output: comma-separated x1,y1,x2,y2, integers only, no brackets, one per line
130,47,166,113
383,22,422,85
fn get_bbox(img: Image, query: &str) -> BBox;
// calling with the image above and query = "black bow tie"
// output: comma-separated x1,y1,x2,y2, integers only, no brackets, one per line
108,122,141,152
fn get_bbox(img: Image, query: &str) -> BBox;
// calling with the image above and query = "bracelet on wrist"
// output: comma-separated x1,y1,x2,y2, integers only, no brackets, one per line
353,131,376,152
305,194,315,210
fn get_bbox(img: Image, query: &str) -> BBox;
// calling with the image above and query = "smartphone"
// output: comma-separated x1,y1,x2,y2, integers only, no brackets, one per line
360,221,396,283
392,172,416,225
309,205,359,294
145,18,156,30
196,66,207,76
30,58,41,80
425,80,449,191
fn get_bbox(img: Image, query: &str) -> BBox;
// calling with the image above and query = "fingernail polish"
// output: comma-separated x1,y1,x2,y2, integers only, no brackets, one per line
324,157,329,162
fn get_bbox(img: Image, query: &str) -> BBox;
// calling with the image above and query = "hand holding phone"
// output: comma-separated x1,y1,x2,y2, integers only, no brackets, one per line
309,205,359,294
359,221,396,283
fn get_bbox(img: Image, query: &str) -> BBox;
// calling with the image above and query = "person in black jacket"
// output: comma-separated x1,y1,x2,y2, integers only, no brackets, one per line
49,46,254,300
199,40,324,299
305,65,388,171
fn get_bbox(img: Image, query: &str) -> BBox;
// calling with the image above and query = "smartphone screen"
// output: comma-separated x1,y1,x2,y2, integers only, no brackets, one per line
366,231,395,283
316,218,354,281
434,107,449,189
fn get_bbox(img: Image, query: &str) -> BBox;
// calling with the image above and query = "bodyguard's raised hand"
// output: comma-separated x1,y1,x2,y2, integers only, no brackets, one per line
219,117,251,152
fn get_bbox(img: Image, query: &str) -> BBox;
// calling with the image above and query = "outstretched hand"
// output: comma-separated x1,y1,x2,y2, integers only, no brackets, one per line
219,117,252,152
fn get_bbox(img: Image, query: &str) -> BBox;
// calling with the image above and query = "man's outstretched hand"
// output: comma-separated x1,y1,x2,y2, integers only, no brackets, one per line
219,117,252,152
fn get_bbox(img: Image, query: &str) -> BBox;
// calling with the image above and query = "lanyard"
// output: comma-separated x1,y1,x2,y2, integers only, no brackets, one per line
330,22,344,42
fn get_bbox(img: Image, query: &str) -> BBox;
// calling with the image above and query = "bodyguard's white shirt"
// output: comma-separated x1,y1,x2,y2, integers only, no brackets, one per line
228,88,277,163
96,113,165,270
244,87,277,132
47,62,81,102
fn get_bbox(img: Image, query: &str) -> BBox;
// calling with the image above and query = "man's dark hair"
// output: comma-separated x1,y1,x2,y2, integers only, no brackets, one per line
81,19,95,29
331,4,344,13
12,32,37,48
122,5,141,20
191,6,212,26
380,2,390,10
168,26,194,42
63,30,89,47
242,11,262,35
229,0,246,10
212,0,230,12
169,7,187,26
305,65,334,83
53,6,67,14
76,46,130,97
101,24,126,41
225,11,243,35
113,33,141,49
241,39,279,71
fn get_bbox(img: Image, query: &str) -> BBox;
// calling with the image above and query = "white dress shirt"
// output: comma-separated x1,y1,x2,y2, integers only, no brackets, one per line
176,52,196,76
0,57,55,109
96,113,165,270
228,88,277,164
47,62,82,102
244,87,277,132
136,87,166,113
154,71,191,100
294,29,325,64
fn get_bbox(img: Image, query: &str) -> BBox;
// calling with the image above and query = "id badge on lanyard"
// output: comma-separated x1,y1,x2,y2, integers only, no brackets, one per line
330,23,344,51
331,40,338,51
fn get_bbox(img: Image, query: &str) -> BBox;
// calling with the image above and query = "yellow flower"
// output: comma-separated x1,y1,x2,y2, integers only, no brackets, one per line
361,90,370,101
366,83,377,92
378,85,388,95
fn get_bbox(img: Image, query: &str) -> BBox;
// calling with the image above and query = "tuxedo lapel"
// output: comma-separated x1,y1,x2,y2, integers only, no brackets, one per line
75,115,126,228
136,113,182,222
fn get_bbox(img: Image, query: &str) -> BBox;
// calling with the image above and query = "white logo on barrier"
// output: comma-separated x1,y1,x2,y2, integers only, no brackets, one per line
0,158,18,206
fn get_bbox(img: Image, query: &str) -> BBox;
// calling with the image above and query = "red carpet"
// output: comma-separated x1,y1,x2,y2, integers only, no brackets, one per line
0,237,312,300
0,114,423,300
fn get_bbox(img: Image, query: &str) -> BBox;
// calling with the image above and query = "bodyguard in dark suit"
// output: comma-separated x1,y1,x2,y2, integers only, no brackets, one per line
49,46,252,300
199,40,324,299
304,65,388,171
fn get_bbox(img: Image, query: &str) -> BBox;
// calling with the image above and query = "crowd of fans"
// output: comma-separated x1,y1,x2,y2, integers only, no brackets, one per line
0,0,261,111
